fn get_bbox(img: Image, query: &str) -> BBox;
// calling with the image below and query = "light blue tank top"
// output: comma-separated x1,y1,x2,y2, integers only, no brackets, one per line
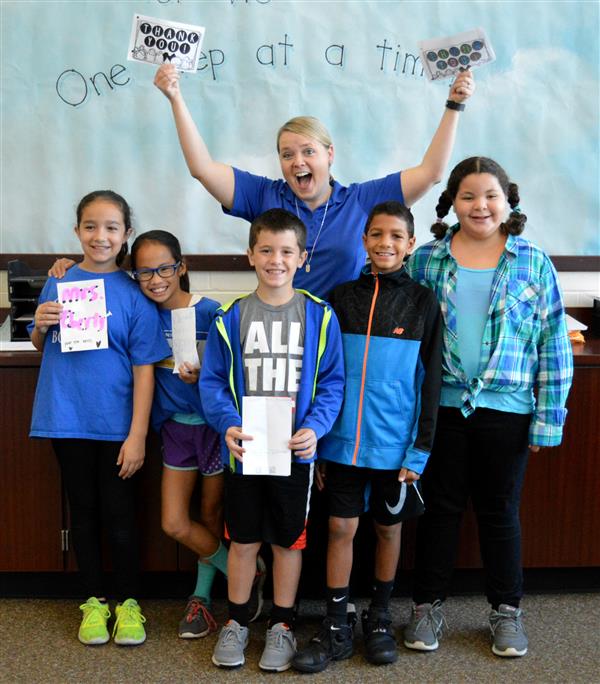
441,265,533,415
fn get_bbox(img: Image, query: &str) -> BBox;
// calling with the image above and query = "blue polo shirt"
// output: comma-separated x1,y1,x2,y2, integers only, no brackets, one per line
224,168,404,299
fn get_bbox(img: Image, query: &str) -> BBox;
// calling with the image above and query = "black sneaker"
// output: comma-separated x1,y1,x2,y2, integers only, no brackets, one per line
291,618,353,673
361,608,398,665
347,602,358,629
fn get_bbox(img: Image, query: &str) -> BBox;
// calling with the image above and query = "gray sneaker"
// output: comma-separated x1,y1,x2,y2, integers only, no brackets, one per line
178,596,217,638
248,555,267,623
259,623,297,672
489,604,528,657
212,620,249,668
403,600,446,651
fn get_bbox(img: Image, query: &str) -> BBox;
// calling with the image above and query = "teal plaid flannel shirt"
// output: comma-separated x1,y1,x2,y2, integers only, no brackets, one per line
406,228,573,447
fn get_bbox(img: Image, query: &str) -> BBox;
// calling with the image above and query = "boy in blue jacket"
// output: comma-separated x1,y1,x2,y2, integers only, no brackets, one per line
200,208,345,672
293,201,442,672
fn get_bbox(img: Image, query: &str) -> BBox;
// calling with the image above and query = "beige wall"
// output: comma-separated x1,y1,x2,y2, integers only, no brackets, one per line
1,269,598,309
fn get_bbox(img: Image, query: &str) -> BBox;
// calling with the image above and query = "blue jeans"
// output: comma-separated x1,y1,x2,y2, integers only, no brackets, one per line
412,407,530,608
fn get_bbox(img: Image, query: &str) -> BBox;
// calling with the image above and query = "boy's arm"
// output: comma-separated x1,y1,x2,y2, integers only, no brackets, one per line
402,294,443,474
300,310,345,440
529,259,573,447
199,320,242,436
154,64,235,209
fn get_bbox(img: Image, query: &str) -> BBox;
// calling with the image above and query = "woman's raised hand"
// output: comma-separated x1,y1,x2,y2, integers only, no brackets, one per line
154,64,182,101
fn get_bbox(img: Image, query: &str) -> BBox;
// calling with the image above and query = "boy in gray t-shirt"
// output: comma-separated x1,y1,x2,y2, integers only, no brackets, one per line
200,209,344,672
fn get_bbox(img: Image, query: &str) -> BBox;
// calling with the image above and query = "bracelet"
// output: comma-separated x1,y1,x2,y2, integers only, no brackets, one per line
446,100,465,112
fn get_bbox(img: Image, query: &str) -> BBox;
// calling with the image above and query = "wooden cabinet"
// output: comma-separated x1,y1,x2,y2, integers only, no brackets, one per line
0,363,63,571
1,337,599,588
447,365,600,569
0,353,179,574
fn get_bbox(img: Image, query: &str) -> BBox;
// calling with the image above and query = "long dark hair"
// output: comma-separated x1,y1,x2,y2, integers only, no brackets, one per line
76,190,133,267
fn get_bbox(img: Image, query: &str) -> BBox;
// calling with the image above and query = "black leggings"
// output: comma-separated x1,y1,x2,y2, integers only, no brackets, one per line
53,439,140,601
412,407,530,609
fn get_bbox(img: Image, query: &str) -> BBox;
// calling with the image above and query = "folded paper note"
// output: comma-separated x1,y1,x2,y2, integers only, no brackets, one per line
242,396,292,476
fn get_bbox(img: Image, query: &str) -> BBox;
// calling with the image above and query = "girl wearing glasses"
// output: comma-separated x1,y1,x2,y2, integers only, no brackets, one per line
130,230,247,640
30,191,171,647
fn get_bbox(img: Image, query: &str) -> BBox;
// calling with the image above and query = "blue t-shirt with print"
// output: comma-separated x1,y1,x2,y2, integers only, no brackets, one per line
29,265,171,441
225,168,404,299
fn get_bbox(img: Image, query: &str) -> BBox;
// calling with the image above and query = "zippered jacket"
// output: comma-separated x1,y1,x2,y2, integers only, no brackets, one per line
200,290,345,471
319,266,442,474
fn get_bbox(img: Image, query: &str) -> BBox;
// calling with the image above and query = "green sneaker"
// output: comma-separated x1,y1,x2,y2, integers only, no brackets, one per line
113,598,146,646
78,597,111,645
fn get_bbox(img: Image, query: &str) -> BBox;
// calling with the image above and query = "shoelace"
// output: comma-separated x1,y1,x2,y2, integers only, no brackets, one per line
186,600,217,632
490,612,521,636
221,622,245,647
413,604,447,636
267,625,292,650
112,602,146,636
79,600,109,622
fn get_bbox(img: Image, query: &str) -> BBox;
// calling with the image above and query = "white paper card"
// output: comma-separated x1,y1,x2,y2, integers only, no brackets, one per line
566,314,588,331
418,28,496,81
171,307,200,373
242,396,292,476
128,14,205,72
57,279,108,353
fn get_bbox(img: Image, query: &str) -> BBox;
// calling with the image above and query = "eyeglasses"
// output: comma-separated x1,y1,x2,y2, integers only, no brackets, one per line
132,261,181,282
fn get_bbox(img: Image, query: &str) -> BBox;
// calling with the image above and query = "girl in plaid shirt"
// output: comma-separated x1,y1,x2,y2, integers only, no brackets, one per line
403,157,573,658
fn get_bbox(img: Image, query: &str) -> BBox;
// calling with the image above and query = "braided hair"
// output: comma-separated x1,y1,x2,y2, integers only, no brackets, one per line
431,157,527,239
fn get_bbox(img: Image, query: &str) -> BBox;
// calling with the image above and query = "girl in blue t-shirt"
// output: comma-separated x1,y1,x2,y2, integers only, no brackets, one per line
153,64,475,298
30,191,171,647
129,230,232,639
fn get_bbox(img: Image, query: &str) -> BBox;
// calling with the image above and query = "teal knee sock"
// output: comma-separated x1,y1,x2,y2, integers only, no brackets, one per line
204,541,228,577
193,561,217,603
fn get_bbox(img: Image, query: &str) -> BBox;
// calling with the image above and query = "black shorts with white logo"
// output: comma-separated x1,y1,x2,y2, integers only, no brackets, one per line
325,460,406,526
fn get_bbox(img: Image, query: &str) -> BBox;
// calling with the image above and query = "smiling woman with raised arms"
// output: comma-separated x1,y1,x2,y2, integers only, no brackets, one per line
154,63,475,298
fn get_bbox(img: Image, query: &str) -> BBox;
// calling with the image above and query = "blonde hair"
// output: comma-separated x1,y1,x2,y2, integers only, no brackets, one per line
276,116,333,152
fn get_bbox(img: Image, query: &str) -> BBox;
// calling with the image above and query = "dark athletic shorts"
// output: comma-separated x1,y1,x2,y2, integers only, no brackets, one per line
224,462,314,549
326,461,406,526
161,420,222,475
